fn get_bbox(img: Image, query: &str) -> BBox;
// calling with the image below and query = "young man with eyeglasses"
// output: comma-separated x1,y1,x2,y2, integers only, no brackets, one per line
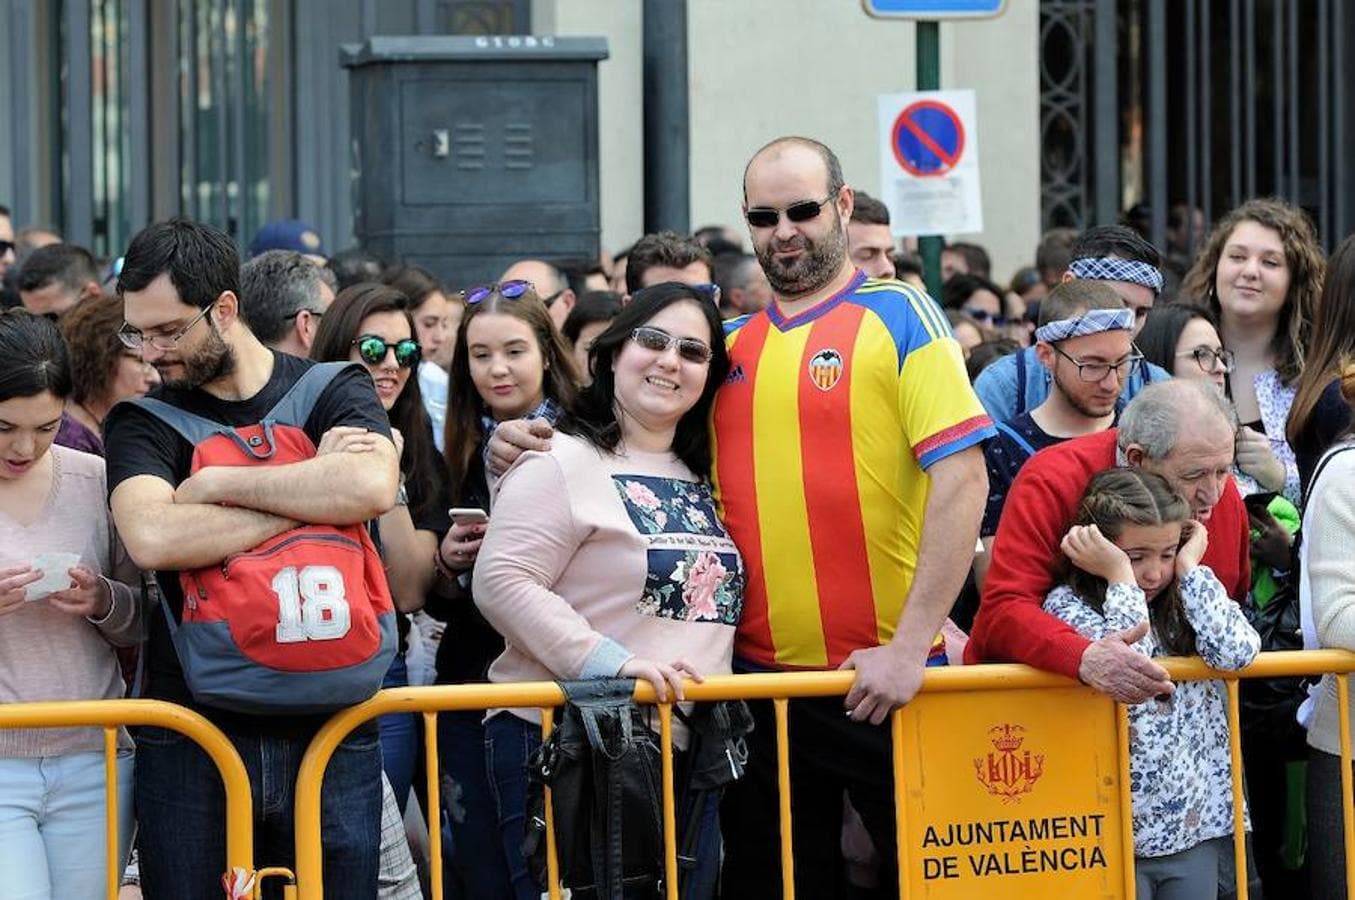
974,281,1138,589
972,224,1172,423
102,218,397,899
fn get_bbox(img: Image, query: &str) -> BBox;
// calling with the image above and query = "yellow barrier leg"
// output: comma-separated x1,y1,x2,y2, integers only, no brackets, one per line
423,711,443,900
1338,676,1355,900
774,698,794,900
542,708,562,900
1116,705,1136,899
1226,681,1248,900
891,710,909,900
104,728,118,900
659,703,678,900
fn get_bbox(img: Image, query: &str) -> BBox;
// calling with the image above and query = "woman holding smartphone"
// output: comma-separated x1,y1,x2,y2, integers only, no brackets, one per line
0,309,143,898
433,280,577,898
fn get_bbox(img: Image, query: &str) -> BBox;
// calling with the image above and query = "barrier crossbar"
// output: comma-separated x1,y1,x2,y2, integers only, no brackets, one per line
0,698,256,899
286,650,1355,898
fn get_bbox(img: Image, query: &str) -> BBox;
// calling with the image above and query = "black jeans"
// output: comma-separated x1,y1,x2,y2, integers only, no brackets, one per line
720,695,897,897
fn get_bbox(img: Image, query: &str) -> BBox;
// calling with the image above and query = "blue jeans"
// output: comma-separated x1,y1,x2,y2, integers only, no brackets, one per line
134,724,382,900
484,712,722,900
379,653,417,811
438,710,513,900
0,749,135,900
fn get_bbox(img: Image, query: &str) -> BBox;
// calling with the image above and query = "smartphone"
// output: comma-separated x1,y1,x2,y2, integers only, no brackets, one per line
1243,491,1278,515
448,507,489,526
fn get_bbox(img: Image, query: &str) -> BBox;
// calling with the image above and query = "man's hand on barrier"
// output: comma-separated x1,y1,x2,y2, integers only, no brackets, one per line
1078,621,1175,704
840,642,924,725
486,419,553,476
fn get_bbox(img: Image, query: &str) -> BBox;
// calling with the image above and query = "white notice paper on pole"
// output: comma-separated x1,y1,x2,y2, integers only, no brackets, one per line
877,89,983,236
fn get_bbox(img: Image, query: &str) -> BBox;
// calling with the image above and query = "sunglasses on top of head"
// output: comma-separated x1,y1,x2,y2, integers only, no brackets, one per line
461,280,534,306
353,335,421,368
744,196,834,229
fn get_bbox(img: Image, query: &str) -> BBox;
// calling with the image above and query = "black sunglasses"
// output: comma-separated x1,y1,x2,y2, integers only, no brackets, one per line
353,335,421,368
0,240,13,256
744,196,833,229
461,280,533,305
631,326,713,364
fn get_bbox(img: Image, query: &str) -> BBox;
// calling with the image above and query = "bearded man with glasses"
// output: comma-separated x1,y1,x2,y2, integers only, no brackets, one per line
102,218,397,899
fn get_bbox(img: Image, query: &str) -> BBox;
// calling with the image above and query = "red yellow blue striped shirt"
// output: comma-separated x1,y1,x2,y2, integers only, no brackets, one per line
711,272,994,669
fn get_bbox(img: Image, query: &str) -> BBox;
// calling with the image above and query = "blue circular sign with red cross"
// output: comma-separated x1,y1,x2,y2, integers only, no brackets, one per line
891,100,966,177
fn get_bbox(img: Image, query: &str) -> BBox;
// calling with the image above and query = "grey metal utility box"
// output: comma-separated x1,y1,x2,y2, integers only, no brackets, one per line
341,35,609,289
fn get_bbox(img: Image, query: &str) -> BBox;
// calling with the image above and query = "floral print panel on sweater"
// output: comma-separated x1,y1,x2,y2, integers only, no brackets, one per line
1043,567,1260,857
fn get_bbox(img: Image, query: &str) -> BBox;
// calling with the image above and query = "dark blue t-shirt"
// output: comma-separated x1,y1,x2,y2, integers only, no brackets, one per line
981,413,1070,537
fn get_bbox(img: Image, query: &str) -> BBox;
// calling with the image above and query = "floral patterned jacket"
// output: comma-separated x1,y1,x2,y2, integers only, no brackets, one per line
1043,567,1260,857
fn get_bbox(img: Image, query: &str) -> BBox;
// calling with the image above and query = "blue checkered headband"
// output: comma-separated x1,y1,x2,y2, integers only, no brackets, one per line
1066,256,1165,295
1034,308,1136,343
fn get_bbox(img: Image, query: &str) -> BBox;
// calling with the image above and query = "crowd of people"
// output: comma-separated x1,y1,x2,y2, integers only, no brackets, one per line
2,130,1355,900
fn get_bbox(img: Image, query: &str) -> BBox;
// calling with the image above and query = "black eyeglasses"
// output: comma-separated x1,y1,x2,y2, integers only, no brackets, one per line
744,196,833,229
117,305,212,351
284,308,324,321
631,326,713,364
353,335,421,368
0,240,13,255
1177,346,1235,374
1051,344,1143,383
461,280,533,305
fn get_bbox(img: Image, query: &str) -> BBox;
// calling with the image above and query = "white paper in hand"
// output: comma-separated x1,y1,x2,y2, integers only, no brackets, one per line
25,552,80,602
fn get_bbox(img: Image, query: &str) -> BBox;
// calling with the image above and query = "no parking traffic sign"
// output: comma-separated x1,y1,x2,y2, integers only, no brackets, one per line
877,90,983,235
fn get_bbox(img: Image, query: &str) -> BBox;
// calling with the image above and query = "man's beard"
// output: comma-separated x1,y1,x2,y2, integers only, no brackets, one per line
157,325,236,390
1052,366,1116,419
755,215,847,297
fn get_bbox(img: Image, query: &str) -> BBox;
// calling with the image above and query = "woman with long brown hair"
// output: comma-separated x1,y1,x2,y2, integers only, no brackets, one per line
1286,234,1355,495
1180,197,1323,505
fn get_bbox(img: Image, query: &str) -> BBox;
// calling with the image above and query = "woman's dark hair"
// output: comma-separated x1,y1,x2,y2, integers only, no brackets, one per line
1180,197,1322,385
444,284,579,500
0,308,72,402
57,293,128,406
310,283,440,520
1135,303,1218,376
381,264,445,313
559,283,730,479
941,273,1006,312
1062,468,1197,656
1289,234,1355,445
562,290,624,346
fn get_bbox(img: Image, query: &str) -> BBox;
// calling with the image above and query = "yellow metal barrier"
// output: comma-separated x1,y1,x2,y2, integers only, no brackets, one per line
291,651,1355,899
0,699,256,899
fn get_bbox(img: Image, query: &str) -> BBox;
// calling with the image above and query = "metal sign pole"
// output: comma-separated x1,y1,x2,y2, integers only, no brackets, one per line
916,20,943,298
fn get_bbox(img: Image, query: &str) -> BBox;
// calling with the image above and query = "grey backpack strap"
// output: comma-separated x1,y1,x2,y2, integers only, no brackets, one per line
126,397,228,446
265,361,356,427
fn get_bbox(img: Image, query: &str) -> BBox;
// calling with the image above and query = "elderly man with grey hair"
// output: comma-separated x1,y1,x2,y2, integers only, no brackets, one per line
967,378,1252,703
238,249,337,358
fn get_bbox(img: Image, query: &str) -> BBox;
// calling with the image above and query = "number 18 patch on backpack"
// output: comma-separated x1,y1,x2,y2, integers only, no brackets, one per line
132,362,397,715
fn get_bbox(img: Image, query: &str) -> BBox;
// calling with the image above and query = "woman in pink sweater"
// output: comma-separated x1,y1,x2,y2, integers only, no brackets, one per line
0,309,143,898
474,282,742,900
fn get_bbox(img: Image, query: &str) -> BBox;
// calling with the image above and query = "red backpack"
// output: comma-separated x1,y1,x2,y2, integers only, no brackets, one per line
132,362,397,714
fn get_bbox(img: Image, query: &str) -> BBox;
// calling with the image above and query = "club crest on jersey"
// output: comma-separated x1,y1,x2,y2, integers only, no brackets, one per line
808,348,844,391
